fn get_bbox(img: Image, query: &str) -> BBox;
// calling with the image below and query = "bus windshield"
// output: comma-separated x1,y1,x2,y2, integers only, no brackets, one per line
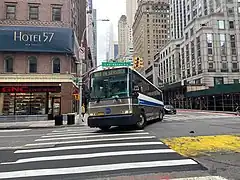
90,70,129,100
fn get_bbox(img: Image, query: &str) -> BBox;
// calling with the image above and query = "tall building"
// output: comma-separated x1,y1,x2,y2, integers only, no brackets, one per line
126,0,137,27
0,0,86,118
86,0,94,70
133,0,170,77
157,0,240,111
113,42,119,59
118,15,129,58
126,0,137,60
92,9,97,67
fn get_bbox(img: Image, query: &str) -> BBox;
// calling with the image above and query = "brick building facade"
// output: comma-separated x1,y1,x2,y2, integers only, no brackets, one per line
0,0,86,119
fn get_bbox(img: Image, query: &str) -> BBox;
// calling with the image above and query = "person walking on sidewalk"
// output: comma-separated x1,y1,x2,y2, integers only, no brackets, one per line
82,104,86,122
235,103,240,116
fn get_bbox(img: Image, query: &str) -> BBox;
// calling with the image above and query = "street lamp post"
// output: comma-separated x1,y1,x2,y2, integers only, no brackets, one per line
78,19,109,123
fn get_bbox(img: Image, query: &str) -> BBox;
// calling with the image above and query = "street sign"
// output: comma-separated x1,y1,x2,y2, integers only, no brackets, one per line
102,61,132,67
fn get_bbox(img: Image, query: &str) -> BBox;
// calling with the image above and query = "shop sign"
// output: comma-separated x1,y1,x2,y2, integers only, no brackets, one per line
0,86,61,93
0,26,74,54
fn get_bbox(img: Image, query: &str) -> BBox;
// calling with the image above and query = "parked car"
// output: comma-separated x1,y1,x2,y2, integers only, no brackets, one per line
164,105,176,114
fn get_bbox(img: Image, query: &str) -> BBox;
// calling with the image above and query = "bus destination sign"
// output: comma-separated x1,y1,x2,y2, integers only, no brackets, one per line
93,69,126,77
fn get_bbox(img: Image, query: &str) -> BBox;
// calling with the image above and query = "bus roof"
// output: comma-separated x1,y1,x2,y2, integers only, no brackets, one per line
90,66,162,93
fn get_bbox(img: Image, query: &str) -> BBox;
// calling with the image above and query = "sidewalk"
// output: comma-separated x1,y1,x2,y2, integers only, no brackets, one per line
177,109,236,115
0,114,89,129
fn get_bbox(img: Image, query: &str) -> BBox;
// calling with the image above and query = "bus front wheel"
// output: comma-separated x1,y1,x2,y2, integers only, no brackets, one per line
136,113,146,129
99,126,111,131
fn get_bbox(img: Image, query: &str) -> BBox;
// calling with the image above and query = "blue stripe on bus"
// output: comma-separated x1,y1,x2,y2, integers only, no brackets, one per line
139,99,163,107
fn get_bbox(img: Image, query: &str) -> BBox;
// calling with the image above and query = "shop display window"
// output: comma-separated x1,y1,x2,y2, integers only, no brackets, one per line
0,93,46,115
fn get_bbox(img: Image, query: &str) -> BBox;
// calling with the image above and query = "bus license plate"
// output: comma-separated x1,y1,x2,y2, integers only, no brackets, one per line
97,112,104,116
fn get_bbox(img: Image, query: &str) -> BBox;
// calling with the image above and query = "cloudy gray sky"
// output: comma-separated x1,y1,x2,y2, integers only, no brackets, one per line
93,0,125,64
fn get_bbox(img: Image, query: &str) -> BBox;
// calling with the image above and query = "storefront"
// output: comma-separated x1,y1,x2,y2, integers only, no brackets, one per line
0,83,79,119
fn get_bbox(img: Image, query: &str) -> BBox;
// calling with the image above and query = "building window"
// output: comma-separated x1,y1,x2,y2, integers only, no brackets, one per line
28,56,37,73
52,7,61,21
219,34,226,55
6,4,16,19
227,7,234,16
218,20,225,29
209,62,214,69
229,21,234,29
230,35,237,55
233,79,239,84
222,62,228,69
232,62,238,69
214,77,224,85
29,6,39,20
4,56,13,72
53,57,60,73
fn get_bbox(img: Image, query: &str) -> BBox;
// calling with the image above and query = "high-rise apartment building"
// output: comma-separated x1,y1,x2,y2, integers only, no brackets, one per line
133,0,170,78
157,0,240,111
118,15,129,58
0,0,86,118
92,9,97,67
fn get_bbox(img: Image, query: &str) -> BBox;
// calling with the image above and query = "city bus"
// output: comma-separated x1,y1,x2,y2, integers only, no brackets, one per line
87,67,164,131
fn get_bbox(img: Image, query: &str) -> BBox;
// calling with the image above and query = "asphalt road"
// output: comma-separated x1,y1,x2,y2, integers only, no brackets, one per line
0,111,239,180
145,111,240,180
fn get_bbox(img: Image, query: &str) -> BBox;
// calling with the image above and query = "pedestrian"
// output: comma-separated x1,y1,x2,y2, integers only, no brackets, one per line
235,103,240,116
82,104,86,121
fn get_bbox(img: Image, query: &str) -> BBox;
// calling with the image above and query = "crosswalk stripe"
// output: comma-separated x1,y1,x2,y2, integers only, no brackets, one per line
0,129,31,133
2,149,176,165
42,132,97,138
24,136,156,147
15,142,164,153
36,132,149,141
0,159,197,179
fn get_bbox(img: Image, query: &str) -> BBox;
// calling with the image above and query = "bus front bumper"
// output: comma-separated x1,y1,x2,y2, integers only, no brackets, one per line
87,114,139,127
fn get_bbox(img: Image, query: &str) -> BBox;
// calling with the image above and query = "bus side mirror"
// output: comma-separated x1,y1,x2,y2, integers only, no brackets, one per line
132,85,140,97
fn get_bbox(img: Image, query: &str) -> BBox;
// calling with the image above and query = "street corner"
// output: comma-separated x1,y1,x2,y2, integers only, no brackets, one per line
160,135,240,157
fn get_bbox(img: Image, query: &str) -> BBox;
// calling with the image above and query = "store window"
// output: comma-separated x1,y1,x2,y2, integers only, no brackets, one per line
28,56,37,73
53,57,61,73
4,55,13,72
0,86,61,116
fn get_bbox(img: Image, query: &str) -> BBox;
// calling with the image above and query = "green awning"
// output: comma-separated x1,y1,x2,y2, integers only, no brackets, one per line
186,83,240,97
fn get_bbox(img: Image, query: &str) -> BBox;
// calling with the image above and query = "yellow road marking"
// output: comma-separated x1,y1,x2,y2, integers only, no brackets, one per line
161,135,240,157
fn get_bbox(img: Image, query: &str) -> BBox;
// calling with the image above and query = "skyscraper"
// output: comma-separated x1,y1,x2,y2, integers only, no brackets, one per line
126,0,137,27
92,9,97,67
133,0,170,74
118,15,129,58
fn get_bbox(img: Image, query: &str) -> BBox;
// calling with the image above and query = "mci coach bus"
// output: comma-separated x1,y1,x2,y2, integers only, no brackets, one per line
87,67,164,131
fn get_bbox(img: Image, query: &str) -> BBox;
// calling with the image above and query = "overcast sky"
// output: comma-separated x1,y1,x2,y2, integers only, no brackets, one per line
93,0,125,64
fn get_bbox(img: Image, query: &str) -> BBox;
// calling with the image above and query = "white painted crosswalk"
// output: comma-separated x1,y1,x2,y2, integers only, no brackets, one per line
0,126,207,179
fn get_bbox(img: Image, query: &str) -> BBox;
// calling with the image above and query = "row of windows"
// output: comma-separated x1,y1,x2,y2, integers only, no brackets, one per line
5,3,61,21
131,71,163,101
3,56,60,73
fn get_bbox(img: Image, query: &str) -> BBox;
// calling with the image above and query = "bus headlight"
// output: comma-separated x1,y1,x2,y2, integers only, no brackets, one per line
89,113,95,116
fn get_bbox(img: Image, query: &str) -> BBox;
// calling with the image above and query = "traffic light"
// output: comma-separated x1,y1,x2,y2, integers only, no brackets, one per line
139,57,144,68
133,56,140,69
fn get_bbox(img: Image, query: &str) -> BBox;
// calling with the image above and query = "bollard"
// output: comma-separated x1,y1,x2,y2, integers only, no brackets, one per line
67,113,75,125
55,115,63,126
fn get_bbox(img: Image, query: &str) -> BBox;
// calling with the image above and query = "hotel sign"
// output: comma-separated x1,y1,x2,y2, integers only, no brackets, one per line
0,26,74,53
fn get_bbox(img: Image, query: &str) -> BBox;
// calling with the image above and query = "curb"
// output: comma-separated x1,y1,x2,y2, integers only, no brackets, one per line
0,124,87,130
177,109,236,115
